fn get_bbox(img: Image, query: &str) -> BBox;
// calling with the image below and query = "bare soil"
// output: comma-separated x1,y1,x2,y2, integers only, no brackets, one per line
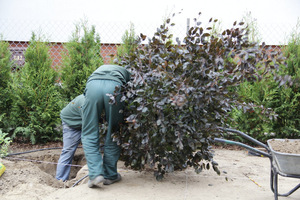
1,142,300,200
268,139,300,154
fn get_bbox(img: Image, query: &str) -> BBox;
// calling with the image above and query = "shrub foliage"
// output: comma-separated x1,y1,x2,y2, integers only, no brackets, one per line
230,23,300,141
10,34,63,144
60,21,103,100
114,13,286,179
0,128,11,158
0,40,13,131
115,22,138,62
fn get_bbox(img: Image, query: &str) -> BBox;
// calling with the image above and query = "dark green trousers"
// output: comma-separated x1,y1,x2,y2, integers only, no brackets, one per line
81,79,123,180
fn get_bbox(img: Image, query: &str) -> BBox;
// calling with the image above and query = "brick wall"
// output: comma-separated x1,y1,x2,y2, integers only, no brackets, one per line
8,41,283,69
8,41,118,68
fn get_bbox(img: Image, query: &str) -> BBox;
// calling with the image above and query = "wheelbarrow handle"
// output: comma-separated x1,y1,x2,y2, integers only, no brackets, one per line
218,127,270,151
214,138,271,158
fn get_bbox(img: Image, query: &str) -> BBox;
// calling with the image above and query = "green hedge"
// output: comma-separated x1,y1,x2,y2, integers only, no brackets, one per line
0,39,13,131
10,34,64,144
229,28,300,142
60,21,103,101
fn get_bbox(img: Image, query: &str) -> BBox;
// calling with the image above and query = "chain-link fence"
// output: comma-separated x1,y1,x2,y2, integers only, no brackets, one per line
0,18,297,68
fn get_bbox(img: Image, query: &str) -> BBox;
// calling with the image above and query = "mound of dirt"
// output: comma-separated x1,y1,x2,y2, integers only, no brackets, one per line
0,145,86,197
268,139,300,154
0,158,63,196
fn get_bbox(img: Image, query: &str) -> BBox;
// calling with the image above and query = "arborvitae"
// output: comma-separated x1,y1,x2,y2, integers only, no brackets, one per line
230,23,300,141
0,39,13,131
114,22,138,63
275,26,300,138
10,33,64,144
60,21,103,100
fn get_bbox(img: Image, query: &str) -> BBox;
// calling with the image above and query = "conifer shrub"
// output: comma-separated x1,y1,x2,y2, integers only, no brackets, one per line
230,23,300,141
60,21,103,100
10,33,64,144
0,39,13,131
112,13,286,180
114,22,138,63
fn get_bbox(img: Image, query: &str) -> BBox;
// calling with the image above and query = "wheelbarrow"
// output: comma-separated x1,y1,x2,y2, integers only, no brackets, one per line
214,128,300,200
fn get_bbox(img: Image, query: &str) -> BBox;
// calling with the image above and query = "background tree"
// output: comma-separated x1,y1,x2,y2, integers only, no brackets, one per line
113,22,138,63
0,39,13,132
229,20,300,141
0,39,13,152
10,33,64,144
60,20,103,100
242,11,262,43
